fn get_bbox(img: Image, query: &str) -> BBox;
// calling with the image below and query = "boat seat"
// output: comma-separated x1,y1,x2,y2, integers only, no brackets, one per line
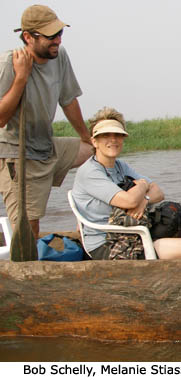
68,190,157,260
0,217,13,259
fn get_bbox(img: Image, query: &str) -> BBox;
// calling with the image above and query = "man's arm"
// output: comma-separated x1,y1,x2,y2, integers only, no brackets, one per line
0,48,33,128
62,98,91,145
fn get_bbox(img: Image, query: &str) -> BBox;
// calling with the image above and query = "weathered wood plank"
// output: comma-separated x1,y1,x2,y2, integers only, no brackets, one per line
0,259,181,342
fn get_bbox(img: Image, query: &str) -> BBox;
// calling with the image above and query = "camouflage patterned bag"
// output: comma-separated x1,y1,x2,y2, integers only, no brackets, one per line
106,207,152,260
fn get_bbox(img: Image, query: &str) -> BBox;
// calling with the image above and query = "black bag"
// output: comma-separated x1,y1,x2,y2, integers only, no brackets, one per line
149,201,181,240
117,175,136,191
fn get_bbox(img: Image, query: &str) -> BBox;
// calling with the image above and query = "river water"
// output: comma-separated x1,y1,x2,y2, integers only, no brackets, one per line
0,150,181,362
39,149,181,231
1,150,180,232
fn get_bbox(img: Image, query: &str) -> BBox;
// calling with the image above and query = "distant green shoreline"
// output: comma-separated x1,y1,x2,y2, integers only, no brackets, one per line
53,117,181,154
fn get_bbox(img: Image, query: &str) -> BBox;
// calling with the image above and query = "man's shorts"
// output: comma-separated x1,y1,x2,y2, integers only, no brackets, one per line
0,137,80,223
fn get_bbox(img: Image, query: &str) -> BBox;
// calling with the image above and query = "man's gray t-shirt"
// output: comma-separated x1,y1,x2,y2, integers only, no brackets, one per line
72,156,152,252
0,46,82,160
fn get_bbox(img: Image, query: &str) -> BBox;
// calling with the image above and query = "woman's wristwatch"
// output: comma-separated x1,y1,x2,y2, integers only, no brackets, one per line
144,195,150,202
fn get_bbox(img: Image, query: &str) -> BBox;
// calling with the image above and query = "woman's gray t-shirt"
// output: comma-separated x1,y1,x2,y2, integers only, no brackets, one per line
72,156,152,252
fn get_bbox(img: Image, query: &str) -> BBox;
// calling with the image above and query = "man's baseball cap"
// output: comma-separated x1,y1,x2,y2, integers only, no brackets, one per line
14,5,70,36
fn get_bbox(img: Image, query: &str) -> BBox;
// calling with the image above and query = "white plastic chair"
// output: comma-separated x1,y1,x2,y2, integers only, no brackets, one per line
68,190,157,260
0,217,13,259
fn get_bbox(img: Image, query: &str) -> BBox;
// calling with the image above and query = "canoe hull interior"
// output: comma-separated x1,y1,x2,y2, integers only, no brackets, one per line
0,259,180,343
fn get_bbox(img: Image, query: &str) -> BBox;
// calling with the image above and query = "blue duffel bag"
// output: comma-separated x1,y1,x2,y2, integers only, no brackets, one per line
37,233,84,262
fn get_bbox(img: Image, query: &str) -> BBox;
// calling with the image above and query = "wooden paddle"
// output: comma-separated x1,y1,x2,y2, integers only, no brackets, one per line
10,91,38,261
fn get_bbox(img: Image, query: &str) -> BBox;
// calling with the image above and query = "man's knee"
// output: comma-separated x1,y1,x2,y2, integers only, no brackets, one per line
11,219,39,240
71,141,92,168
29,220,39,240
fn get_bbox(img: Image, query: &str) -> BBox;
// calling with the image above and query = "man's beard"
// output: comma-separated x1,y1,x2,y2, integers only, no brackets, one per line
34,44,59,60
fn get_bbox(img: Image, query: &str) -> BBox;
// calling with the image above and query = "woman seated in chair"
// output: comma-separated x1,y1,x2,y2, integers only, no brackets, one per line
72,106,180,260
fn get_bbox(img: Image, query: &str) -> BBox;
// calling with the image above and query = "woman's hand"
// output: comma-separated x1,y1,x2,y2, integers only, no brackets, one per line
126,198,148,220
133,178,150,192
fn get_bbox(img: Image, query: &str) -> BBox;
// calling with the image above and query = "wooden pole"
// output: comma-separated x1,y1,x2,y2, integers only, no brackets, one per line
10,92,38,261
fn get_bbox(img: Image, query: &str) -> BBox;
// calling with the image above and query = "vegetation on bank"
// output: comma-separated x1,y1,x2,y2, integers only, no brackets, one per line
53,117,181,153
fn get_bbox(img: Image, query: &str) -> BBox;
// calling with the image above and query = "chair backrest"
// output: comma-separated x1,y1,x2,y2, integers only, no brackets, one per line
0,217,13,259
68,190,90,255
67,190,157,260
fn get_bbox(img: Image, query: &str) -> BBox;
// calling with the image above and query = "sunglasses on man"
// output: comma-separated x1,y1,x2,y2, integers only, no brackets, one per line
30,29,63,40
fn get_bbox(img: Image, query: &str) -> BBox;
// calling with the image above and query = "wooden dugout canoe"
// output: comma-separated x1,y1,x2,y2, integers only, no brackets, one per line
0,229,181,343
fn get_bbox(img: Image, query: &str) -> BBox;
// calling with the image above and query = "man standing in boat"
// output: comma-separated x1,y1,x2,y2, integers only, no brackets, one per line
0,5,92,239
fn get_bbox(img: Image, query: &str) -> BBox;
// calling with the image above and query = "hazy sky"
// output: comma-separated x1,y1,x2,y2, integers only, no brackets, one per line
1,0,181,122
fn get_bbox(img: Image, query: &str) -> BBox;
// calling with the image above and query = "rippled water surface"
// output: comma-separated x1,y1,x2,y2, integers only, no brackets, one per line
0,337,181,362
1,150,180,232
